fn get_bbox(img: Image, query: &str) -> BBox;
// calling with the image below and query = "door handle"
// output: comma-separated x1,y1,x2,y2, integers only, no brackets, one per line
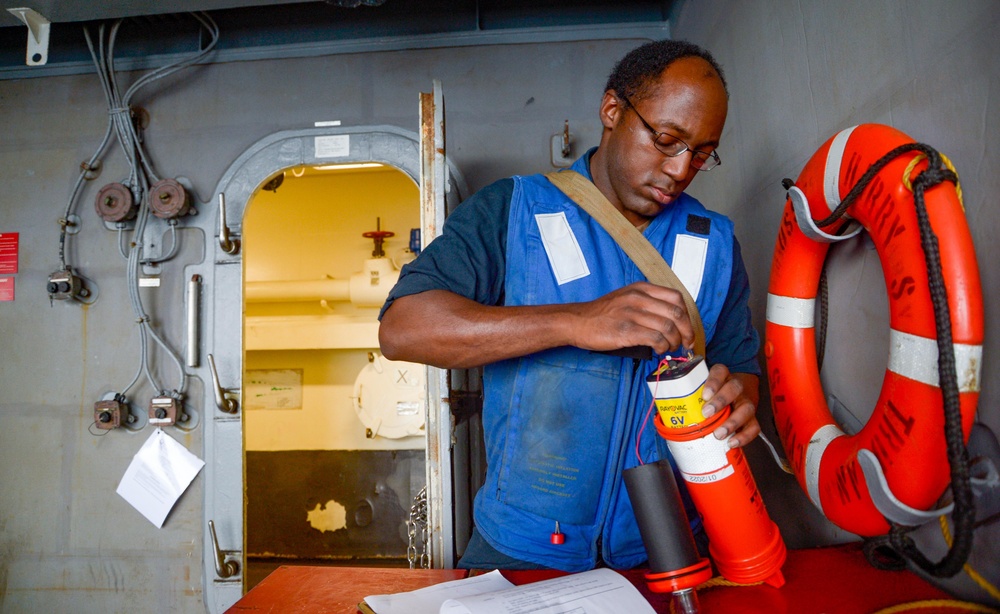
208,520,240,579
218,193,240,255
208,353,239,414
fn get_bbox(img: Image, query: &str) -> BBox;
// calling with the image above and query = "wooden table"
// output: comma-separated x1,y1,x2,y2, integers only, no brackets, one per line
228,543,956,613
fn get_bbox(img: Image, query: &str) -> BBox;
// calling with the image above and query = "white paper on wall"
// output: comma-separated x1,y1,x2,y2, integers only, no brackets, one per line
116,428,205,528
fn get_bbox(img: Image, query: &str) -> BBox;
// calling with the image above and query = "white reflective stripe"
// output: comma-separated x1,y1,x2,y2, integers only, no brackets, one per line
534,212,591,285
665,431,732,476
671,234,708,301
824,125,858,211
766,294,815,329
804,424,845,512
888,329,983,392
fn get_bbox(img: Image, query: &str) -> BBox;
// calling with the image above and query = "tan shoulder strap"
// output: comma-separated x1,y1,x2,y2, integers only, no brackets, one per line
545,170,706,357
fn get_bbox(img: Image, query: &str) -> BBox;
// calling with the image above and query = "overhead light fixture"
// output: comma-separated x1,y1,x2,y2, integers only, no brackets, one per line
314,162,384,171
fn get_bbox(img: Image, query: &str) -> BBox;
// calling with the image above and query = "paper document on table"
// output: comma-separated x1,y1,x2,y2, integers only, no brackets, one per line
363,570,514,614
116,428,205,528
439,568,654,614
362,568,654,614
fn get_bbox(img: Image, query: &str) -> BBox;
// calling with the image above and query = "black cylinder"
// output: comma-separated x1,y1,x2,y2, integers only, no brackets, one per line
623,460,701,573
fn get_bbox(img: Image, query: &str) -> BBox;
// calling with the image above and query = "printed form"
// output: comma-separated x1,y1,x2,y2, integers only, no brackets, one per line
364,568,655,614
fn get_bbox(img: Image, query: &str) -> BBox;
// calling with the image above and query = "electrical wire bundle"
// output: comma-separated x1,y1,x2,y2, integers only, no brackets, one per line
76,13,219,431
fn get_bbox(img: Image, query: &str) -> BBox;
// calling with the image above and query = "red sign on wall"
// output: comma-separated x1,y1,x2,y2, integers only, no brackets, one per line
0,276,13,302
0,233,18,275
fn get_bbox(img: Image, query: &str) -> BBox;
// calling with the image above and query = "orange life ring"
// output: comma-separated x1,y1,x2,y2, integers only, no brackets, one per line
765,124,983,537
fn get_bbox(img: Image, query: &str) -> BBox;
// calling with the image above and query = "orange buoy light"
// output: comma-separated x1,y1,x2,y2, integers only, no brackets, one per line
649,357,787,588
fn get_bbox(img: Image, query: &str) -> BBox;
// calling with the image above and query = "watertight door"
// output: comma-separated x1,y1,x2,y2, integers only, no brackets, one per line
200,99,466,611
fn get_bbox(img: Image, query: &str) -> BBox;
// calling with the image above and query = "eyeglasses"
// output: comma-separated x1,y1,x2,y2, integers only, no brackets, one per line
620,95,721,171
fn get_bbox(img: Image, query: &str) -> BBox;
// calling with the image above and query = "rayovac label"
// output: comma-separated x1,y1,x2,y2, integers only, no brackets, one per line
654,387,707,428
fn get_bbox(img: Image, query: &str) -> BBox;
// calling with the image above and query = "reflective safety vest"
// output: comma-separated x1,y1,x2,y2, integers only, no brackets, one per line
474,153,737,571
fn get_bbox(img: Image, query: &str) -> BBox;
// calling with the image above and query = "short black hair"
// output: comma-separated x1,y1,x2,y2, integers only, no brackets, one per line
604,39,728,101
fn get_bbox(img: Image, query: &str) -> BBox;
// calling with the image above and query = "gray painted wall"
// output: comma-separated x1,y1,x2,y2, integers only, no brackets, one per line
0,1,998,610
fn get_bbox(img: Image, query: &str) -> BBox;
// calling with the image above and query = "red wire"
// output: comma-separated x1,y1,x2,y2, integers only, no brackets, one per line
634,354,694,464
635,358,668,465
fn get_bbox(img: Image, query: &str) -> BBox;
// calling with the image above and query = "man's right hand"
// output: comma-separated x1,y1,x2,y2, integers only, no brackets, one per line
380,283,694,369
567,281,694,356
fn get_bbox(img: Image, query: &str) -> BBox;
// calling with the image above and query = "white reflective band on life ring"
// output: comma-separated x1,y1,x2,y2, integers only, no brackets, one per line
824,126,858,210
666,431,732,478
805,424,846,511
888,329,983,392
766,293,815,329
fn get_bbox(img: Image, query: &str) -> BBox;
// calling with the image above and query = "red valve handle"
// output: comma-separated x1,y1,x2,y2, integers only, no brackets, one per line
363,217,395,258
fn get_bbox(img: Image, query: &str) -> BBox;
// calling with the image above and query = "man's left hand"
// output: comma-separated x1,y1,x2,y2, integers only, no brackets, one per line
701,365,760,448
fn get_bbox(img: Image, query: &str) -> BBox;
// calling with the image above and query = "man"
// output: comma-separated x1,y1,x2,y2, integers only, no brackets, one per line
379,40,760,572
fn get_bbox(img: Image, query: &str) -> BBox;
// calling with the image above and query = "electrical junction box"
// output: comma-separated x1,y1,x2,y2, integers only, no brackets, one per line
94,399,128,430
148,396,180,427
47,269,82,301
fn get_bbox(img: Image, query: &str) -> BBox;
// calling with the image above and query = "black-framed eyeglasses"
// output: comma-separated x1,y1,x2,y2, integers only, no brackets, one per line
621,94,721,171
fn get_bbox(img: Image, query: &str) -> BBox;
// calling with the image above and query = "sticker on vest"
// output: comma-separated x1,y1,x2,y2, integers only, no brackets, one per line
671,234,708,301
534,212,591,285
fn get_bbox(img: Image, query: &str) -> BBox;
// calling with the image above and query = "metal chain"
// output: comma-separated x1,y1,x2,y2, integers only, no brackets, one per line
407,486,429,569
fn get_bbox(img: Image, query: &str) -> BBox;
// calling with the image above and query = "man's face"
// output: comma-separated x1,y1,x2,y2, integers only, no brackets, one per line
596,57,728,226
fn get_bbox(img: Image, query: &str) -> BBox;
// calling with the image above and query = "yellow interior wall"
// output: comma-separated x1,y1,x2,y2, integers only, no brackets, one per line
245,166,420,317
242,165,423,451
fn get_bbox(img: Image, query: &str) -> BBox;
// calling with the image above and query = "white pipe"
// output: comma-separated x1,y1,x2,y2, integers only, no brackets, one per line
245,279,350,303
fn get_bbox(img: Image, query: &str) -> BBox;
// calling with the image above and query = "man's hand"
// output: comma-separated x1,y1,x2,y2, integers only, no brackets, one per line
701,366,760,448
569,282,695,355
380,283,696,369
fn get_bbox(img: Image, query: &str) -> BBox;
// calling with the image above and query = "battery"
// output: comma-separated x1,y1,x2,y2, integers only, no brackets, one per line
646,355,709,429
